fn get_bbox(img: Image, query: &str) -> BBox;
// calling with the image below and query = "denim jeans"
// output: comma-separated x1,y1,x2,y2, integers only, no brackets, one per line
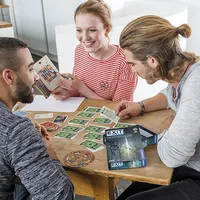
14,184,31,200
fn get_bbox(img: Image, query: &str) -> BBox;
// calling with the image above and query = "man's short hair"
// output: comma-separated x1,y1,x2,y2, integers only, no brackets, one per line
0,37,28,72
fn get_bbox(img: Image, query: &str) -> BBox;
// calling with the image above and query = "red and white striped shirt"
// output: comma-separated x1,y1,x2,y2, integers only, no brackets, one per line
73,44,138,101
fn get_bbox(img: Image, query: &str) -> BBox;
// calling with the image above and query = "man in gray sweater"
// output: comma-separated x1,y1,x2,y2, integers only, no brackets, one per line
0,37,74,200
116,16,200,200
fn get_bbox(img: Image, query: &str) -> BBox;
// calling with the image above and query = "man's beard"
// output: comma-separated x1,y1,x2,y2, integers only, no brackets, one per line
15,76,34,103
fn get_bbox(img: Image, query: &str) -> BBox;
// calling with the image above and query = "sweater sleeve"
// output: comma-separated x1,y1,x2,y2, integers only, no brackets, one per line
157,76,200,168
7,118,74,200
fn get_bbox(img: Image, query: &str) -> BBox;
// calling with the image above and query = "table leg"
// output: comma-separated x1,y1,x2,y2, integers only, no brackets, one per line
92,176,115,200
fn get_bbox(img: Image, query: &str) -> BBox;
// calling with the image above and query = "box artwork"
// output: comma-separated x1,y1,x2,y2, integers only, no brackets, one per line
103,125,146,170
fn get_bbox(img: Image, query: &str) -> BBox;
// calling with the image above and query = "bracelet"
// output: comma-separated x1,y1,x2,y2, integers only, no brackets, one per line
137,101,145,116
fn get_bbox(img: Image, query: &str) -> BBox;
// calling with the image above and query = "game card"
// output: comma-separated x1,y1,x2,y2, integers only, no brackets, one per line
93,117,112,124
114,123,136,128
33,79,51,98
100,106,120,124
53,115,67,124
83,132,103,141
40,121,59,131
83,106,101,113
55,130,77,139
34,113,54,119
76,111,95,118
33,55,61,91
80,140,104,152
62,125,83,133
14,110,30,117
69,118,89,126
85,125,108,133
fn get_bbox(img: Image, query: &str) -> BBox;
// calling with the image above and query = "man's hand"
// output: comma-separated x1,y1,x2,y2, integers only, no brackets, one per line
35,123,49,140
35,123,58,160
115,100,142,119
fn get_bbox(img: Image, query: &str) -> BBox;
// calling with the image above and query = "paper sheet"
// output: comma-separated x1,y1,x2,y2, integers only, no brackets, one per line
22,95,85,112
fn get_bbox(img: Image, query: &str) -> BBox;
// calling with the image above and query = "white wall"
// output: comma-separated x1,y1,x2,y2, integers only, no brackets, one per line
56,0,188,102
177,0,200,55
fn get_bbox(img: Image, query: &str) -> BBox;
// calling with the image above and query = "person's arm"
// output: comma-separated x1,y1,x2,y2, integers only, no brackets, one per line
7,118,74,200
157,79,200,168
141,92,168,113
57,73,104,100
116,92,168,118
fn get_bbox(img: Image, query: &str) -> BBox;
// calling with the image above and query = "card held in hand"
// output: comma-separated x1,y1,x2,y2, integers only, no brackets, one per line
33,55,61,97
100,106,120,124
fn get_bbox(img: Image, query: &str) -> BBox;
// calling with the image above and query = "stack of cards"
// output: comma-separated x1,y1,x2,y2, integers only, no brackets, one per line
40,121,59,131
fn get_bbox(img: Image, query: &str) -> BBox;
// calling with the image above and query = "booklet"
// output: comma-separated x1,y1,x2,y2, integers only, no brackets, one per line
103,125,146,170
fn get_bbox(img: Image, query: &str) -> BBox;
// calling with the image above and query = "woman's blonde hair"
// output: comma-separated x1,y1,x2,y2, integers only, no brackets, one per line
74,0,112,32
120,15,200,82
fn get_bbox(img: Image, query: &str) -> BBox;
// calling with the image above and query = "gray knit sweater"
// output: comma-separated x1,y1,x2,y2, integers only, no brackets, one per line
158,62,200,172
0,102,74,200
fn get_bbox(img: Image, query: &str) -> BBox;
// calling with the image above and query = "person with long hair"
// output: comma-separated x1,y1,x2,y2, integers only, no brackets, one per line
115,15,200,200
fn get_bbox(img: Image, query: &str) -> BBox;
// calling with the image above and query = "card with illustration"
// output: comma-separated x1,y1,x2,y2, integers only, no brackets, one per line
80,140,104,152
55,130,77,139
85,125,108,133
40,121,59,131
114,123,136,128
53,115,68,124
83,132,103,141
33,79,51,98
83,106,101,113
69,118,89,126
76,111,95,118
62,125,83,133
33,55,61,91
93,117,112,124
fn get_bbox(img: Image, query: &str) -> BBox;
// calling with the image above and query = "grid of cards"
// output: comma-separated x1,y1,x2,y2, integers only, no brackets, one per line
30,106,136,153
53,106,136,153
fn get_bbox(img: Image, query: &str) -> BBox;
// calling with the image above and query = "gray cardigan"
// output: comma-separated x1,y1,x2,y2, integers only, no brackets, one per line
0,102,74,200
158,62,200,172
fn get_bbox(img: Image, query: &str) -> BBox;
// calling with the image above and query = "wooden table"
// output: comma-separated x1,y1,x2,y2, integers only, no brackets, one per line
27,99,175,200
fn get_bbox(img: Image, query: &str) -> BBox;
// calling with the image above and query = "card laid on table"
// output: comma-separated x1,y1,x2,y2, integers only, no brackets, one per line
53,115,68,124
69,118,89,126
34,113,54,119
83,106,101,113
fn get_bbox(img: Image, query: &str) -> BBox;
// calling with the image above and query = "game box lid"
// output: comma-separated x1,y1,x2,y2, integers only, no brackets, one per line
103,125,146,170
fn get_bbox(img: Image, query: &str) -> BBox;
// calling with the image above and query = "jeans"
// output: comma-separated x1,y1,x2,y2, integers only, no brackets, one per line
14,184,31,200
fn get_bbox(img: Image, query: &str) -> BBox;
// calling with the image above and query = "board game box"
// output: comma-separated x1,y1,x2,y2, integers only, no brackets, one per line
138,125,157,148
103,125,146,170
